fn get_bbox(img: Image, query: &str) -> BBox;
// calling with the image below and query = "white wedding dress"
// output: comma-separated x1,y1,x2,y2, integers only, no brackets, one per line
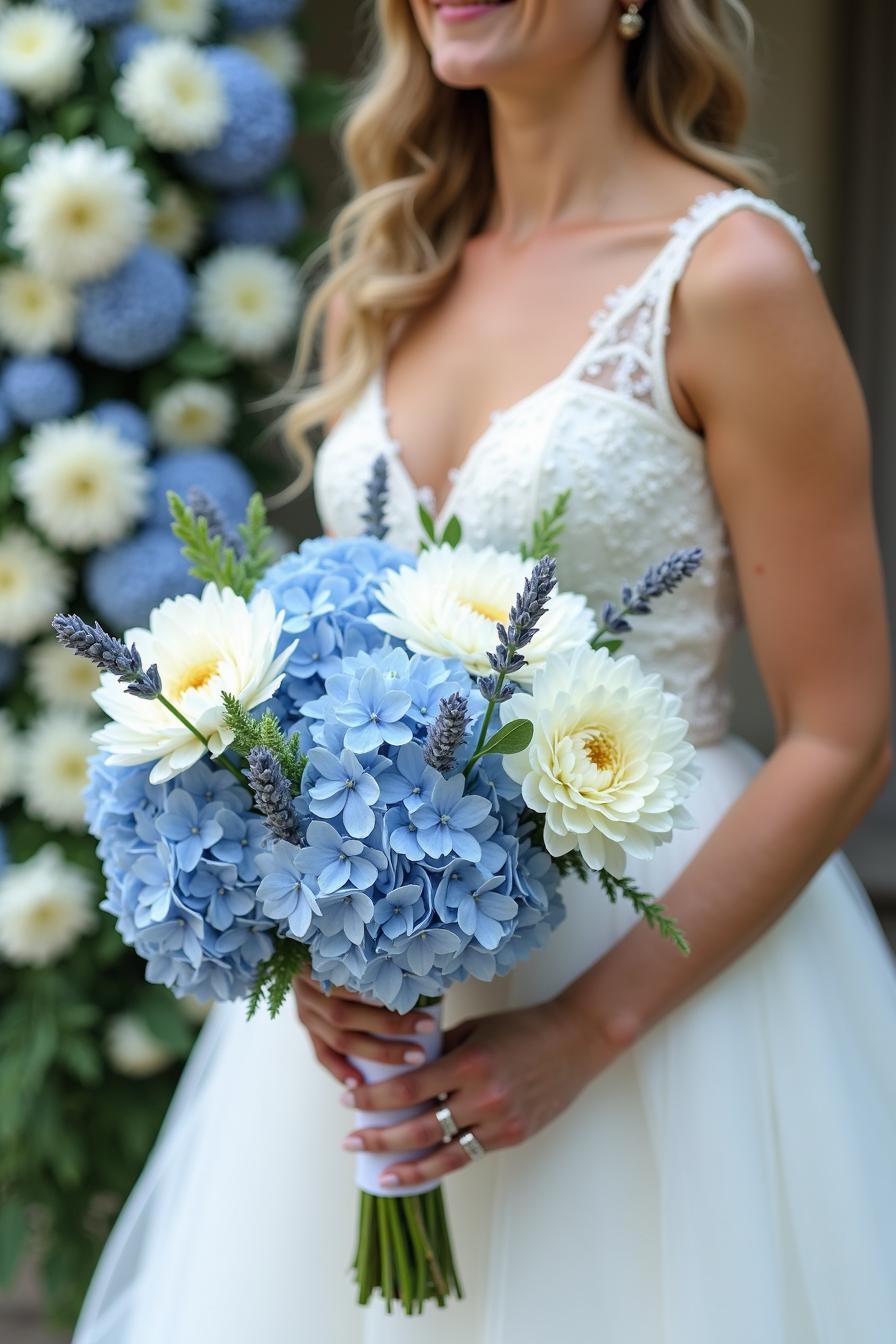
74,189,896,1344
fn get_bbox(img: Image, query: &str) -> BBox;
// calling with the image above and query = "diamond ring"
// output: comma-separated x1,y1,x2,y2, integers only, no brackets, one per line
435,1103,459,1143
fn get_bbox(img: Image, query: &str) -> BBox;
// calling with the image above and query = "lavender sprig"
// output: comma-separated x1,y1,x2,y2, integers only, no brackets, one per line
597,547,704,638
52,614,161,700
245,746,302,844
186,486,242,553
423,692,472,775
361,453,389,540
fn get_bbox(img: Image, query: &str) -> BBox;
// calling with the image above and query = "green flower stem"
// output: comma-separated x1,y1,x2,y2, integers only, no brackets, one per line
155,692,246,786
351,1189,459,1313
463,665,510,778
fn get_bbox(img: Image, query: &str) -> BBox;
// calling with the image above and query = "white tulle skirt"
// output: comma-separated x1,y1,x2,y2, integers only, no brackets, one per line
73,737,896,1344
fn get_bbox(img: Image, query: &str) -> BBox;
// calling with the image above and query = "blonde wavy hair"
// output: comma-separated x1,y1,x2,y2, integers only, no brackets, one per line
277,0,768,497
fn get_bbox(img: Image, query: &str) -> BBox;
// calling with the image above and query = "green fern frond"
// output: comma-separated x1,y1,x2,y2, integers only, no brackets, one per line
597,870,690,953
168,490,274,600
521,490,571,561
221,692,306,787
248,938,310,1019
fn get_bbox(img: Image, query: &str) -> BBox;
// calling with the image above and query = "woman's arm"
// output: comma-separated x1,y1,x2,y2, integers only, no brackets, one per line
308,215,893,1185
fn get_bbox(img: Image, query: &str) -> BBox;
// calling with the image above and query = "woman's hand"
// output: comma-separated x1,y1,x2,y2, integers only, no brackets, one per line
340,1002,602,1189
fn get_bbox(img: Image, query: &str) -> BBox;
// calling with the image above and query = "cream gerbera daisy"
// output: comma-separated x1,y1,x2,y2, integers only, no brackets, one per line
147,182,202,257
137,0,214,39
151,378,236,449
371,543,595,685
501,645,698,877
234,26,306,86
115,38,226,152
0,843,95,966
106,1014,175,1077
21,710,96,831
27,636,100,710
195,246,299,361
0,265,76,353
0,5,90,107
4,136,149,283
0,525,71,644
12,416,150,551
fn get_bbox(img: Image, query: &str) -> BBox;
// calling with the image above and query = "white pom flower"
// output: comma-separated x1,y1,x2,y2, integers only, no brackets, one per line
371,543,595,684
0,525,70,644
0,844,95,967
115,38,227,152
27,636,100,710
0,266,76,353
0,709,20,808
4,136,150,284
0,5,90,107
147,182,202,257
12,416,150,551
21,710,96,831
137,0,215,39
92,583,296,784
151,379,236,449
501,645,698,877
235,27,306,86
195,246,299,360
106,1014,175,1077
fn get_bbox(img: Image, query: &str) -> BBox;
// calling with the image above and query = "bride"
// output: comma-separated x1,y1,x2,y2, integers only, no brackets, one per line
74,2,896,1341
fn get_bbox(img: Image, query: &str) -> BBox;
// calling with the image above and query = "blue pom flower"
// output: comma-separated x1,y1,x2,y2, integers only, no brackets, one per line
92,399,153,450
49,0,136,24
212,190,305,247
84,526,202,630
0,356,82,425
77,246,191,370
0,84,21,134
110,21,155,66
147,449,254,527
178,48,295,191
221,0,303,32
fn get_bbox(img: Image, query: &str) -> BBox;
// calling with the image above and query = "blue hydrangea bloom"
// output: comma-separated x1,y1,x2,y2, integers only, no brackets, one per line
221,0,303,32
0,84,21,135
49,0,136,23
212,190,305,247
147,449,254,528
110,21,155,67
77,246,191,370
86,754,278,1001
92,399,152,450
178,48,295,190
84,526,202,630
0,356,82,425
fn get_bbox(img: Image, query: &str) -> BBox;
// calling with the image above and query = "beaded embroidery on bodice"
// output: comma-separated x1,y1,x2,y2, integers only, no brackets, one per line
314,190,820,746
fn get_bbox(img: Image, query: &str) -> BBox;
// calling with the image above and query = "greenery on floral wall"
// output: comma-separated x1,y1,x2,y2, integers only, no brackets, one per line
0,0,339,1324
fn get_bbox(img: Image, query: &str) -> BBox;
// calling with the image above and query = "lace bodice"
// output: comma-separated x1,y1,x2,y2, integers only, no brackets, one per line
314,190,820,746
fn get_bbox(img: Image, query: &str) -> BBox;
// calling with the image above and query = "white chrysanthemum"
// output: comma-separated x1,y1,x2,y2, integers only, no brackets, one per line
27,636,100,710
0,266,76,353
0,5,90,107
115,38,226,152
0,843,95,967
12,416,150,551
371,543,595,685
93,583,296,784
4,136,149,284
501,645,698,877
235,26,306,86
151,379,236,449
195,246,299,360
21,710,96,831
106,1014,175,1077
147,182,202,257
137,0,214,39
0,525,70,644
0,709,20,807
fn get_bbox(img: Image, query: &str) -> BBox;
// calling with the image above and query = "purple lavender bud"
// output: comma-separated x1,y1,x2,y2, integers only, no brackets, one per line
125,663,162,699
477,674,516,703
604,548,704,631
361,453,389,540
423,692,472,775
186,486,242,552
246,746,301,844
52,613,162,698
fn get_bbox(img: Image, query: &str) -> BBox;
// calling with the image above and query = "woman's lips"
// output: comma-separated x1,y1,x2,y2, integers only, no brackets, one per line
432,1,515,23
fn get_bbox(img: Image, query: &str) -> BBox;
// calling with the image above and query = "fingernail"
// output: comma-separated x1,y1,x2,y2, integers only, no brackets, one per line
343,1076,359,1090
380,1173,400,1188
342,1135,363,1151
414,1018,436,1035
404,1048,426,1065
339,1090,356,1107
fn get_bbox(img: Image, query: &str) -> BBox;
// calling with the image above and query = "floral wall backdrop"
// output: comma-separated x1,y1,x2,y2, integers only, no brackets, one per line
0,0,339,1324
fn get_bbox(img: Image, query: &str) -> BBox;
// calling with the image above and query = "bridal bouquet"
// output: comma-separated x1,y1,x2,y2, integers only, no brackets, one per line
53,466,701,1314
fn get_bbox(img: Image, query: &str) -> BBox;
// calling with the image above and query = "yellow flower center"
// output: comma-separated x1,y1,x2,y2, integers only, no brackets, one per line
172,73,201,106
67,472,98,498
170,658,221,699
14,32,44,57
63,198,98,232
459,594,509,624
581,728,620,776
0,563,21,594
234,285,263,314
178,405,207,430
58,752,88,785
29,901,63,930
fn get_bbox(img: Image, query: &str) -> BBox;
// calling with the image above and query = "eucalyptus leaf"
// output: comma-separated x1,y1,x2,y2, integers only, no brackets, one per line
418,503,437,542
440,515,462,547
478,717,534,758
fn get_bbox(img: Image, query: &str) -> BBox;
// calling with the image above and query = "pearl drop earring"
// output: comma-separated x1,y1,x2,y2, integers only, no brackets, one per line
618,3,645,40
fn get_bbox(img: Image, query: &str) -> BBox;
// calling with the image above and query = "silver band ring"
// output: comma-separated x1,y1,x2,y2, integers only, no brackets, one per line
458,1130,487,1162
435,1103,459,1143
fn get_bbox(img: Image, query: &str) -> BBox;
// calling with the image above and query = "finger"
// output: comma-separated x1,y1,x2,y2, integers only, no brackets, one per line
294,976,367,1005
310,1037,364,1090
295,981,437,1040
379,1120,520,1189
344,1041,491,1112
342,1087,492,1155
302,1003,431,1068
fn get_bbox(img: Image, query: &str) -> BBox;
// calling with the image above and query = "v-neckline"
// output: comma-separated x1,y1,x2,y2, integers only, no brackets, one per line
373,187,736,524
